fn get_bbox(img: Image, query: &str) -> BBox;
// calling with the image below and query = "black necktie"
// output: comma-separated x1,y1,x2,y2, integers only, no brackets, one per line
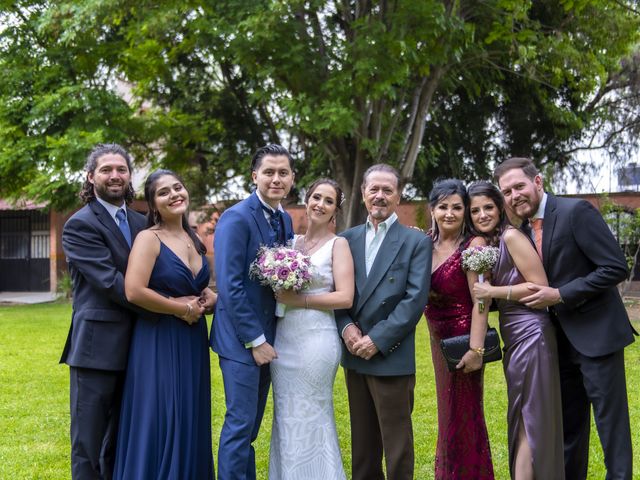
262,205,284,245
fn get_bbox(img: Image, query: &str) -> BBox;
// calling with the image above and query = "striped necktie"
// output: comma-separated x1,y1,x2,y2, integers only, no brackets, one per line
531,218,543,259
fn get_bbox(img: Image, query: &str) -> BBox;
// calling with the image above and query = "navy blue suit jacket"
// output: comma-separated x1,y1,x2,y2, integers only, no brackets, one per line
210,192,293,365
60,201,147,371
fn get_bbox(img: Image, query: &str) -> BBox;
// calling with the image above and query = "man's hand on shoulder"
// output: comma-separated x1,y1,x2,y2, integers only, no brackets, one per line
252,342,278,366
521,284,562,309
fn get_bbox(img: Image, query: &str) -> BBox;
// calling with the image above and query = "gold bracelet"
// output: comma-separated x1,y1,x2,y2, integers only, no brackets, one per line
182,303,192,319
506,285,512,301
470,346,485,356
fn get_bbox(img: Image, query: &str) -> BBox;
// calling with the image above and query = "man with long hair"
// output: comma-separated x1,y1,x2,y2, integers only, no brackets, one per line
61,143,147,479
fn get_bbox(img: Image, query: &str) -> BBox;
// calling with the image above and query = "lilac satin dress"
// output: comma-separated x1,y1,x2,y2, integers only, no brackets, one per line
425,240,495,480
492,234,564,479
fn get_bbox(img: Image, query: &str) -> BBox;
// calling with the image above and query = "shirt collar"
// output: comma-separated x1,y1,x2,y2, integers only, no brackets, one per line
532,192,548,220
95,196,126,222
366,211,398,232
255,190,283,214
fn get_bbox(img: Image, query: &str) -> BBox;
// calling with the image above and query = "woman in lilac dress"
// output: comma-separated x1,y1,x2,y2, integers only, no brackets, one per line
425,179,494,479
469,181,563,480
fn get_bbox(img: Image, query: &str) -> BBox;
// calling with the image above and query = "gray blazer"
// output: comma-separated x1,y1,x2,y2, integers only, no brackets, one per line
336,221,432,376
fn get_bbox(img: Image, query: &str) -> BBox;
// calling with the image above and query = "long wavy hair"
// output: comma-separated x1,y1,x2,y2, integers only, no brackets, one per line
79,143,135,205
428,178,469,244
466,181,511,247
144,169,206,255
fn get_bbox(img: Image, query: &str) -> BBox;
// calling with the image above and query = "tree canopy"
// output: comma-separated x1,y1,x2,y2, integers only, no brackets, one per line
1,0,638,226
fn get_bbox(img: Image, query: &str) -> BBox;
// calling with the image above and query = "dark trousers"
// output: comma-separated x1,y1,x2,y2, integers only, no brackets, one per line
69,367,124,480
556,326,633,480
345,369,415,480
217,357,271,480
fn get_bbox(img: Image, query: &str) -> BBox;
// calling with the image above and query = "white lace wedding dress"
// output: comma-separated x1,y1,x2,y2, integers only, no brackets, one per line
269,236,346,480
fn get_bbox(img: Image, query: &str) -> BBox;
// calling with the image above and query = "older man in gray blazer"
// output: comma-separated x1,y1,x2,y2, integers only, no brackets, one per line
336,164,431,480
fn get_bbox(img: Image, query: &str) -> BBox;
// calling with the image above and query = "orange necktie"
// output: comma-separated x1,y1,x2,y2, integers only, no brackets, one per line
531,218,543,259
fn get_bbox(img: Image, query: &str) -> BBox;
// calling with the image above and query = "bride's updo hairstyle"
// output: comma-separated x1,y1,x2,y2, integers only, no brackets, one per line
304,178,345,210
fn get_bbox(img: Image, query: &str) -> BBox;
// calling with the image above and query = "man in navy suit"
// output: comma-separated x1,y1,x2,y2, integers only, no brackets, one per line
495,157,636,480
336,164,431,480
211,144,294,480
61,144,147,479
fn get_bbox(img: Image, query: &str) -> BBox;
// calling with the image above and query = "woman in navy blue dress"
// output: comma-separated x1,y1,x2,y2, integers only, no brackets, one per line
114,169,216,479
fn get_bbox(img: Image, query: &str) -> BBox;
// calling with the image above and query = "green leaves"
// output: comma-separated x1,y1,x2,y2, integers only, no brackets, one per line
0,0,638,223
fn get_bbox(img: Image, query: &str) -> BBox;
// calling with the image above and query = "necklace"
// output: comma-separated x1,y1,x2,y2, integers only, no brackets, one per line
163,229,192,249
301,234,328,254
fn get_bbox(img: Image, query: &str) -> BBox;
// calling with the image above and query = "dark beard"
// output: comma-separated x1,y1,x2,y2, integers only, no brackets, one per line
94,182,127,204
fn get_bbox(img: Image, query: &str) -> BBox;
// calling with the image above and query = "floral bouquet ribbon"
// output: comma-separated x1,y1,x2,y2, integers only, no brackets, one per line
461,245,500,313
249,244,313,317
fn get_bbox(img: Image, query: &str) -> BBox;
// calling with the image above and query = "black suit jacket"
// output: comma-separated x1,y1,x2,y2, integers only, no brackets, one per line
60,200,147,371
536,194,635,357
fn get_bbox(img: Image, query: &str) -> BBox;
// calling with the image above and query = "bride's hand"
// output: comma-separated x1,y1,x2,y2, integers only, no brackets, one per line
275,289,302,307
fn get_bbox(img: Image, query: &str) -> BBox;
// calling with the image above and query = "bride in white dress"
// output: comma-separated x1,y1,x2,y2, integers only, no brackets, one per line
269,179,354,480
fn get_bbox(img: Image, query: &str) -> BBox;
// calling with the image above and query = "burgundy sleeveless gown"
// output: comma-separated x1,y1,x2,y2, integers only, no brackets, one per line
425,241,494,479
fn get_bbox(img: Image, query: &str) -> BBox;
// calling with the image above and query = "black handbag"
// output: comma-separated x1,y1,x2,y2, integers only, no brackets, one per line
439,327,502,372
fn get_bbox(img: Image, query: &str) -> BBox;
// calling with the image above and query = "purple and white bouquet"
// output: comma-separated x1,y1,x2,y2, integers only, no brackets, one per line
461,245,500,312
249,244,313,316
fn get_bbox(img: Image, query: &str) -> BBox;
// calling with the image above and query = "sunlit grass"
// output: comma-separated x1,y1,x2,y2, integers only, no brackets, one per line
0,303,638,479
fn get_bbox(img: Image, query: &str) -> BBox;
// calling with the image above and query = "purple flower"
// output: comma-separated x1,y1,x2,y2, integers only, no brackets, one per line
277,267,291,279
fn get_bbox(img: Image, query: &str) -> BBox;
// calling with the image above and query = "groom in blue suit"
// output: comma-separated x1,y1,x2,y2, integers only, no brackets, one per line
211,144,295,480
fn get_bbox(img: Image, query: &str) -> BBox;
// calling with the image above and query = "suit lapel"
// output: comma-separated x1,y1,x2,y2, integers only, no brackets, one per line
283,211,294,243
350,225,368,295
248,193,272,245
127,208,146,238
90,201,131,251
542,194,558,269
356,222,402,314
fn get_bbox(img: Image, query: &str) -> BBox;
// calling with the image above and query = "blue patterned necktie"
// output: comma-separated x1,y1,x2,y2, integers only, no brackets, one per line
116,208,132,247
262,205,284,245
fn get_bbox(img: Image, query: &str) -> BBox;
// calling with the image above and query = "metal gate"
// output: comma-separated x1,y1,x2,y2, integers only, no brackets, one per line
0,210,50,291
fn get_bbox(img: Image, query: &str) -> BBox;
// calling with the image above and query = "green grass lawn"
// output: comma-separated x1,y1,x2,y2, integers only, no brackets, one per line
0,302,638,479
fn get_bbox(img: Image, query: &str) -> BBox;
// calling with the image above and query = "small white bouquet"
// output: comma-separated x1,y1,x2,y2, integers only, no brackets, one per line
461,245,500,312
249,244,313,316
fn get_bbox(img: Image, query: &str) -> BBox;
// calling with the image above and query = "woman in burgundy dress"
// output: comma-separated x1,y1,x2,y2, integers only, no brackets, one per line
425,179,494,479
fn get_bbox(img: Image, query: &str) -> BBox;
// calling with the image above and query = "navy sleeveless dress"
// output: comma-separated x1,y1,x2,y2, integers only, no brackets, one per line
114,242,213,479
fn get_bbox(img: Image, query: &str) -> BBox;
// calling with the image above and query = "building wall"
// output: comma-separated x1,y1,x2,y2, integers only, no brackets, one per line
39,191,640,292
